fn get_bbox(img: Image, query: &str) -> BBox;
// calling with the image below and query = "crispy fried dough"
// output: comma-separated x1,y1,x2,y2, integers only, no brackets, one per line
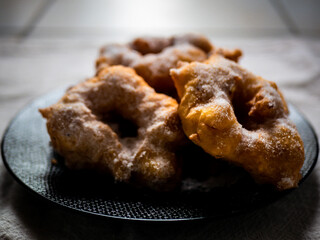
170,54,304,190
40,66,186,190
96,34,241,96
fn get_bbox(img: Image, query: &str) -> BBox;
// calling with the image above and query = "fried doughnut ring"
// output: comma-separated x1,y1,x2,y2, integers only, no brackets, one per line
96,34,242,95
170,54,304,190
39,66,186,190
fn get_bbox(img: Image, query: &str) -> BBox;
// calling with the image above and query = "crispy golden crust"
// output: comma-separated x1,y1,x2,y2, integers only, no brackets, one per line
213,48,242,63
96,34,242,96
170,54,304,190
39,66,186,190
130,36,173,55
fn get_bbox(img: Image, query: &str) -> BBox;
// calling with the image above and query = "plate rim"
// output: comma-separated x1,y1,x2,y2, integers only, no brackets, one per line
1,91,319,222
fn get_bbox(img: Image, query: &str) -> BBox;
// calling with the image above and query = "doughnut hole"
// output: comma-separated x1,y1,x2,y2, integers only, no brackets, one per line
231,85,271,130
231,77,286,130
99,111,138,138
231,95,254,130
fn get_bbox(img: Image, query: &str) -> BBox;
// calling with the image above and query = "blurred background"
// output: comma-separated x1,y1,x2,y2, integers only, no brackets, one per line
1,1,320,239
1,0,320,38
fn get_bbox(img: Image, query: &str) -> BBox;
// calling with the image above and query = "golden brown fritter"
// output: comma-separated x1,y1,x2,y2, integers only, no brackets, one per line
40,66,186,190
96,34,241,96
170,54,304,190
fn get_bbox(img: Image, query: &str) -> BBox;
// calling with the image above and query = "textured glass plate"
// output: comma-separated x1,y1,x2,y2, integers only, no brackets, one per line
1,90,319,221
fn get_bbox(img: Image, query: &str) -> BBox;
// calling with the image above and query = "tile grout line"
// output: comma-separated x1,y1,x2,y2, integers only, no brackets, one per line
17,0,56,40
268,0,299,36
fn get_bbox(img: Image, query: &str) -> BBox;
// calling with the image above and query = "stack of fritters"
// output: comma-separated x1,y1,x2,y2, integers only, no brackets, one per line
40,34,304,191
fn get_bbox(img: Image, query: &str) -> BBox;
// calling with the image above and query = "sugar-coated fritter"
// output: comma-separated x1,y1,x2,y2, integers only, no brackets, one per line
40,66,186,190
170,54,304,190
96,34,241,96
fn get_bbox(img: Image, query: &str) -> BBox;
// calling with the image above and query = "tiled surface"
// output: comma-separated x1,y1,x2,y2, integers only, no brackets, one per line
1,0,320,38
280,0,320,34
33,0,288,37
1,0,319,38
0,0,50,36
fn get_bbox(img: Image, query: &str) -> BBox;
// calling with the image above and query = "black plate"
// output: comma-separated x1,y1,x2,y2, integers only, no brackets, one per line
1,90,319,221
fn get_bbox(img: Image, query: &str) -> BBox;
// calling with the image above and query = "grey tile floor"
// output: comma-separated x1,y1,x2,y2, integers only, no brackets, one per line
0,0,319,39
